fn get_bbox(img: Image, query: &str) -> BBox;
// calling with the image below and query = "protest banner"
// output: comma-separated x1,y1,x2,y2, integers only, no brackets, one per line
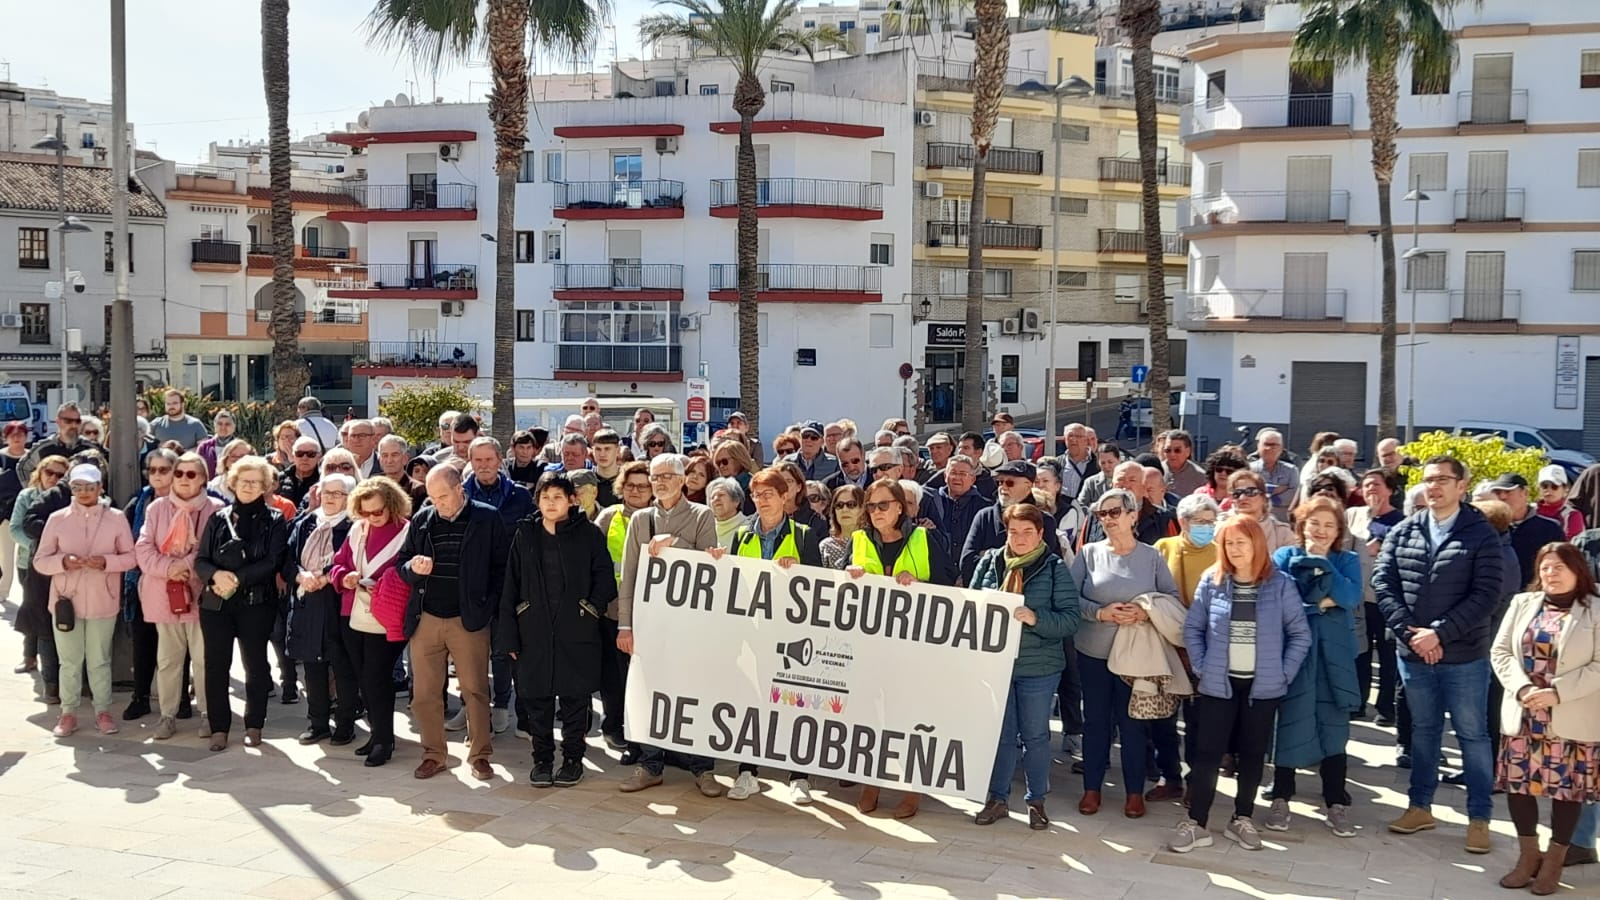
624,547,1023,800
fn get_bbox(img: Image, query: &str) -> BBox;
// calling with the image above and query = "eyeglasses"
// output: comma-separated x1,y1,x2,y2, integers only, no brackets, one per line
623,482,652,492
1231,487,1264,499
83,431,101,439
69,482,99,493
750,490,781,502
322,490,348,500
58,416,81,425
998,479,1023,489
865,500,897,514
835,500,860,510
1161,447,1184,455
146,466,172,475
43,470,66,479
348,431,375,439
871,463,899,473
235,478,265,488
648,473,680,483
295,450,320,458
1421,475,1461,486
1539,482,1563,490
327,463,355,473
358,507,387,519
173,470,203,480
1094,508,1126,520
806,494,826,504
645,440,666,449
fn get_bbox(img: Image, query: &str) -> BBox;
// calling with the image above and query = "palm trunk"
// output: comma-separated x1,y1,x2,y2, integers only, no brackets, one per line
1125,0,1169,433
485,0,529,446
733,72,765,437
963,0,1009,431
492,168,516,445
262,0,306,417
1368,44,1400,438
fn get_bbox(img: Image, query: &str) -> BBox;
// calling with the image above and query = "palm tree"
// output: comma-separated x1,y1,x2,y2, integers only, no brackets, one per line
640,0,844,439
1121,0,1171,433
366,0,606,444
1292,0,1471,437
262,0,308,417
957,0,1009,432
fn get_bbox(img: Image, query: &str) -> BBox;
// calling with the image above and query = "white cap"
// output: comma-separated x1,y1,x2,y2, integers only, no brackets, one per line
1537,464,1568,487
68,464,102,485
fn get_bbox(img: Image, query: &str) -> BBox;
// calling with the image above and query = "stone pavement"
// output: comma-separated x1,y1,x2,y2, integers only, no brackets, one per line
1,626,1595,898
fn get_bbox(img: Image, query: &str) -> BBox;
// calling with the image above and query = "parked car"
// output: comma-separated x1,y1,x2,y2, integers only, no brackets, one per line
1130,392,1187,432
1453,420,1596,469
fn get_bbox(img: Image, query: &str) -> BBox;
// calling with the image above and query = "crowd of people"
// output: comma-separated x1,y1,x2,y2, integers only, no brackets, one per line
7,389,1600,892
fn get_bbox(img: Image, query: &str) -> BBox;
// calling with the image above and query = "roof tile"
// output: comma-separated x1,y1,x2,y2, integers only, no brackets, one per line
0,159,165,218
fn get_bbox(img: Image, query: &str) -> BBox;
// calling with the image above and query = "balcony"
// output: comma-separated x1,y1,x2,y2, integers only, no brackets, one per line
1094,79,1195,108
191,239,241,269
553,263,684,300
918,60,1045,91
1097,229,1187,257
926,142,1043,177
324,263,477,300
1098,158,1192,187
1450,289,1521,331
553,180,685,219
926,220,1044,251
1453,189,1525,226
708,178,883,220
330,183,477,222
1178,289,1349,331
556,344,683,378
353,341,478,378
1179,191,1351,230
1182,93,1354,139
249,242,353,259
1457,89,1528,127
708,264,882,302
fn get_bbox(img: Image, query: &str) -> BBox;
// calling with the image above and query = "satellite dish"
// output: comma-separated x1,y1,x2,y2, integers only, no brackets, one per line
382,100,393,107
395,92,411,106
357,111,370,128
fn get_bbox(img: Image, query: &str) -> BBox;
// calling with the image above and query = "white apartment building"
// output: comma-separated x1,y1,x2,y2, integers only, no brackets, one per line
1177,0,1600,453
0,81,135,165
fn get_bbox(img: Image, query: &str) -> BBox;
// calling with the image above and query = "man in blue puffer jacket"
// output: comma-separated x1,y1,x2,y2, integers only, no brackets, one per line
1373,455,1505,855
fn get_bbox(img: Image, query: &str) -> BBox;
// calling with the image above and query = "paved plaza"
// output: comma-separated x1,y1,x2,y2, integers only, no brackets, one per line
0,613,1595,899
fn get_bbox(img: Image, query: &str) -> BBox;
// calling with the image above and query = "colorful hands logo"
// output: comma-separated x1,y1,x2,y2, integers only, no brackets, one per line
795,694,806,709
829,696,845,714
771,686,781,703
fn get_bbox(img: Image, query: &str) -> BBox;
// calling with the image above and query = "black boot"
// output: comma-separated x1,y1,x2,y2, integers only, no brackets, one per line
122,695,151,721
363,743,394,767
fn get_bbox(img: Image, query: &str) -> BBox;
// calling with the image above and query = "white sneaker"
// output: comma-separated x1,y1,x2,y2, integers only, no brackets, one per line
491,707,511,734
727,771,759,801
790,778,814,805
444,707,468,732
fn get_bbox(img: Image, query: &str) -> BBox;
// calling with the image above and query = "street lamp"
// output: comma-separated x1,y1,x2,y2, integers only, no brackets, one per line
1402,180,1430,443
1023,66,1093,449
32,117,92,393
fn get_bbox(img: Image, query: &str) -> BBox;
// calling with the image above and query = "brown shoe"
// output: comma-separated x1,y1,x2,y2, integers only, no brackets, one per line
618,766,664,793
1145,781,1182,803
470,759,493,781
1466,818,1492,855
1533,843,1569,895
208,731,228,752
857,785,880,814
1027,801,1049,831
1388,806,1436,834
243,728,262,748
1565,844,1598,867
1124,794,1146,819
414,759,446,780
974,799,1009,826
1078,790,1102,816
893,793,921,820
1502,835,1543,889
694,772,726,798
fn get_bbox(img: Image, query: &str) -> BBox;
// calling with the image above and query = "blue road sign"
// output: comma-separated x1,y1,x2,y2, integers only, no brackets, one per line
1130,365,1149,384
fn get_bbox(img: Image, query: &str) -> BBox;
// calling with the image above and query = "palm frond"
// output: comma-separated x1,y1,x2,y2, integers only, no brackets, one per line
366,0,609,73
643,0,837,76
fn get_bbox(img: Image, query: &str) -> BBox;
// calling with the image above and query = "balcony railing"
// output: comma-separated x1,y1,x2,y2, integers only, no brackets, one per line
926,142,1043,176
1182,93,1354,135
340,182,477,212
1180,289,1349,323
1457,89,1528,125
1098,158,1192,186
191,240,241,265
1450,289,1521,322
354,341,478,369
708,264,881,293
926,220,1044,250
346,263,476,292
708,178,883,211
556,344,682,374
1095,79,1195,107
1453,188,1525,223
552,180,684,210
1098,229,1187,255
253,308,365,324
918,59,1045,90
554,264,683,291
1179,191,1351,226
248,243,352,259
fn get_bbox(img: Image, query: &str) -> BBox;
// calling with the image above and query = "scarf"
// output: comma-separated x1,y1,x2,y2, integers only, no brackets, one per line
161,491,213,556
300,508,348,574
1001,542,1047,593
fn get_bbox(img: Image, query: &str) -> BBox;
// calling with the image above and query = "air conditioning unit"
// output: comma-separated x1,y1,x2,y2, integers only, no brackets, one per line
655,136,679,154
438,142,461,161
440,300,465,317
916,110,937,127
1020,308,1042,333
0,313,20,329
149,338,164,351
677,314,699,331
1000,317,1020,336
922,182,944,199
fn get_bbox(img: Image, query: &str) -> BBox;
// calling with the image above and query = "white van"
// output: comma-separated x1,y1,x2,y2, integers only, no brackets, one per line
1453,420,1595,468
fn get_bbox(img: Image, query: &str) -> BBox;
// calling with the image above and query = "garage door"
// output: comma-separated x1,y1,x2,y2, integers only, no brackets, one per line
1584,358,1600,457
1289,361,1367,454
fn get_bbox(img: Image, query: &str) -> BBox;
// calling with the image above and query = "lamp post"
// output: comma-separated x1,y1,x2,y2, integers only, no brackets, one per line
1402,177,1430,443
32,118,92,394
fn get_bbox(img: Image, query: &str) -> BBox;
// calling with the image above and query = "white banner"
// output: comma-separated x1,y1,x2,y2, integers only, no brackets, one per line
624,548,1023,800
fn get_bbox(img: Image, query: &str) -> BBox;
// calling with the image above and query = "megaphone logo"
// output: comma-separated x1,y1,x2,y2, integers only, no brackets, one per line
776,638,814,670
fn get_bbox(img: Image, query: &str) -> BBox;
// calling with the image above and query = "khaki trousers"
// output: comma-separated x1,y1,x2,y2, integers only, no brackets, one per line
410,613,492,765
154,621,206,720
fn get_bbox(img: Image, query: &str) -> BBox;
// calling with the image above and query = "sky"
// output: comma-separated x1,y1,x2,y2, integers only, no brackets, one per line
5,0,656,165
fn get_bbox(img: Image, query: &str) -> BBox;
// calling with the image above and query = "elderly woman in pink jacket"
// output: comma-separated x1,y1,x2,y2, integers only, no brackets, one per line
36,463,137,738
135,452,226,740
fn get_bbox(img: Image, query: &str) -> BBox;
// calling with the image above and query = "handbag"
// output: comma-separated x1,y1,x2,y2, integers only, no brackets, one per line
1124,675,1180,720
350,584,386,634
166,579,193,616
54,596,75,632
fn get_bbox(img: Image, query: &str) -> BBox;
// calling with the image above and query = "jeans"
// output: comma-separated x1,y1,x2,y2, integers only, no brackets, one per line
1574,802,1598,850
988,672,1059,803
1397,655,1494,820
639,742,714,777
201,599,277,734
1186,679,1280,828
1078,651,1151,794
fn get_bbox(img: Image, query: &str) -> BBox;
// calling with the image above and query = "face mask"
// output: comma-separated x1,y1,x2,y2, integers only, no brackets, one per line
1189,523,1216,547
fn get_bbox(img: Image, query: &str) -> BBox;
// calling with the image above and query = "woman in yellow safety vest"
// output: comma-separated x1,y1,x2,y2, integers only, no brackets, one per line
843,477,956,819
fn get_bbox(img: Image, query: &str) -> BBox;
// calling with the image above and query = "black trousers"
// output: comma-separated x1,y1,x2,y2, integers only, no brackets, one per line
270,606,299,690
1357,604,1398,717
1186,679,1281,828
599,617,629,741
1269,755,1350,807
201,600,277,734
303,614,360,736
1057,637,1083,737
525,694,589,766
27,568,59,689
345,625,404,745
128,612,159,701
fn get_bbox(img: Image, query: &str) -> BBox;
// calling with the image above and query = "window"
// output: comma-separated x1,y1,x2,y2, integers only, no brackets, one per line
1153,64,1182,103
516,310,537,341
771,79,795,92
18,227,48,269
543,150,562,183
699,84,720,95
81,132,95,149
866,23,880,34
1000,355,1019,404
1582,51,1600,89
840,20,855,31
869,233,893,266
868,314,894,348
1055,122,1090,142
515,231,536,263
937,267,1011,297
20,303,48,345
1407,152,1448,191
1580,149,1600,188
803,19,815,27
543,231,562,262
871,151,895,186
518,151,536,182
1205,71,1226,109
1575,251,1600,291
1405,250,1447,290
993,117,1014,148
558,300,680,373
104,231,133,274
1114,273,1141,304
1057,270,1089,288
542,310,557,343
1055,196,1089,215
1411,65,1449,95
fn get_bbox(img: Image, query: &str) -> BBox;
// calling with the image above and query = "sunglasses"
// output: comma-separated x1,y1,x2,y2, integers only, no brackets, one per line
1539,482,1563,490
174,470,203,480
871,463,899,473
358,508,387,519
43,470,66,479
1094,508,1126,520
58,417,81,425
1231,487,1264,499
328,464,355,473
146,466,173,475
645,441,666,449
295,450,320,458
715,458,734,467
83,431,101,439
865,500,897,514
806,494,826,504
835,500,860,510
